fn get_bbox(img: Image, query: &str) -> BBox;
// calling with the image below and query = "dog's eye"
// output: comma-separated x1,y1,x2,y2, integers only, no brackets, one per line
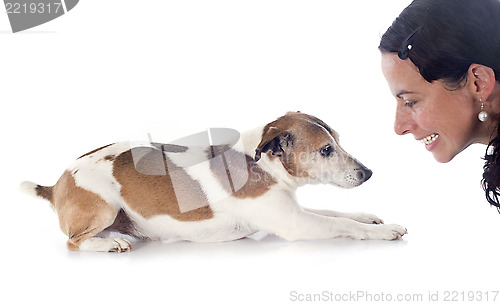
320,145,333,158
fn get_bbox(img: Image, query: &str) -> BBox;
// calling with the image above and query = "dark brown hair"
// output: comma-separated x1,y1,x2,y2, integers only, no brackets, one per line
483,123,500,212
379,0,500,211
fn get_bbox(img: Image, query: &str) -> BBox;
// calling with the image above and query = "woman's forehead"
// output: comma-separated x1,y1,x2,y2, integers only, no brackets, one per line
381,54,427,94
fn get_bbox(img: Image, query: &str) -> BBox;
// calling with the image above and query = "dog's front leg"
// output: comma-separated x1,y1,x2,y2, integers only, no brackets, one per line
303,208,384,225
250,202,406,240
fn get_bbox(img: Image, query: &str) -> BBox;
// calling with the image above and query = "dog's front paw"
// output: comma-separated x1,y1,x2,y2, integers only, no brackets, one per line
365,224,407,240
350,212,384,224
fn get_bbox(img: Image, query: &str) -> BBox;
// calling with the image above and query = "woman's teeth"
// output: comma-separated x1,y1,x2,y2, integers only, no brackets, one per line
420,133,439,145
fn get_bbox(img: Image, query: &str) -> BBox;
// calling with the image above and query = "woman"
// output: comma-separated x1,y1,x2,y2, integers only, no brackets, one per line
379,0,500,210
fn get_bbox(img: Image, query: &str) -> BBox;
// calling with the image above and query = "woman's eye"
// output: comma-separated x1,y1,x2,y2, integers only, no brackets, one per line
320,145,333,158
404,100,417,108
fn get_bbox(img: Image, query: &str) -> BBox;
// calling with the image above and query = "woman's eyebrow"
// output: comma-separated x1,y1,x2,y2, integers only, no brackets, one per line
396,90,415,98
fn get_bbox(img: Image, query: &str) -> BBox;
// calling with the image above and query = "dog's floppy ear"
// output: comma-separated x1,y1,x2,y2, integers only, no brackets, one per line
254,127,294,162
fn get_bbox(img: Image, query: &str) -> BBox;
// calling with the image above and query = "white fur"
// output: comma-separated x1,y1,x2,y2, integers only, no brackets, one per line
79,237,131,252
19,181,38,197
68,142,131,210
167,146,232,204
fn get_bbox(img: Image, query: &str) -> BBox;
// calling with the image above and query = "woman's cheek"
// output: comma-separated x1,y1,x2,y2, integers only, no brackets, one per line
414,108,436,132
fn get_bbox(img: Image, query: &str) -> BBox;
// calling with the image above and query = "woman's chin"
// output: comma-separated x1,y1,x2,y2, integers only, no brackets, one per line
433,154,454,163
431,147,461,163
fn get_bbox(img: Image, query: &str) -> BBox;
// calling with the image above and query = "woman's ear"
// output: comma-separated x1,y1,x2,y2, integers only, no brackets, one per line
468,64,496,100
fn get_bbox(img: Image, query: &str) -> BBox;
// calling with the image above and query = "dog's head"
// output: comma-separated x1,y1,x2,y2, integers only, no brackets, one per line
255,111,372,188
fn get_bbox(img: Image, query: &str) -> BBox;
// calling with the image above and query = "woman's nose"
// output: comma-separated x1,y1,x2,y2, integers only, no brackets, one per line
394,105,415,136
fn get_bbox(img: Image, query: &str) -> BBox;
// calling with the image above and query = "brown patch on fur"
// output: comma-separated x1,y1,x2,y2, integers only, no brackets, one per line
35,185,53,202
255,111,335,177
51,171,118,250
209,146,276,198
104,155,115,161
104,209,146,239
77,144,113,159
113,148,213,221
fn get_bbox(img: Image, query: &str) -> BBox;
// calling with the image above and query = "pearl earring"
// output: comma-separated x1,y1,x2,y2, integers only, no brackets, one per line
478,99,489,122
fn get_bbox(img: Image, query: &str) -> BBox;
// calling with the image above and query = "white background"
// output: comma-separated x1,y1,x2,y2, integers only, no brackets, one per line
1,1,500,304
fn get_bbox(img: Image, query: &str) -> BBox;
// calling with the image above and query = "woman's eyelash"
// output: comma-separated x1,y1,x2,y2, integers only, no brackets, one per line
404,100,417,108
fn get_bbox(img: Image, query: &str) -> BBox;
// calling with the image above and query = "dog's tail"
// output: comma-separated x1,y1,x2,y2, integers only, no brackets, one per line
20,181,53,203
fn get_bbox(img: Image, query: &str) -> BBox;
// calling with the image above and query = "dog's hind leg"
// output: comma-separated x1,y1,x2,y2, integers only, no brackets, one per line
52,172,131,252
61,202,131,252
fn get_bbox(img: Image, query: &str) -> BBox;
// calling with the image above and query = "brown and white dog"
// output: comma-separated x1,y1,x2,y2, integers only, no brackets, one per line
20,111,406,252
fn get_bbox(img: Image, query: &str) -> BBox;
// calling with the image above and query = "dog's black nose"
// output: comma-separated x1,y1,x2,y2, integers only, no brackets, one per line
355,168,373,182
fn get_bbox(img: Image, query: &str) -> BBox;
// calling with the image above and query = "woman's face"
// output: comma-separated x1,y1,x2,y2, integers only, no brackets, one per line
381,53,483,163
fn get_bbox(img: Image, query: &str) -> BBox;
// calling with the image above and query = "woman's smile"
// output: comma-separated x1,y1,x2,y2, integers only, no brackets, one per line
418,133,440,151
418,132,439,146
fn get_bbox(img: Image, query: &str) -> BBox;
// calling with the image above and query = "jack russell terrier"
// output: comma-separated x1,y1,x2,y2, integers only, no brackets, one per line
21,111,406,252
